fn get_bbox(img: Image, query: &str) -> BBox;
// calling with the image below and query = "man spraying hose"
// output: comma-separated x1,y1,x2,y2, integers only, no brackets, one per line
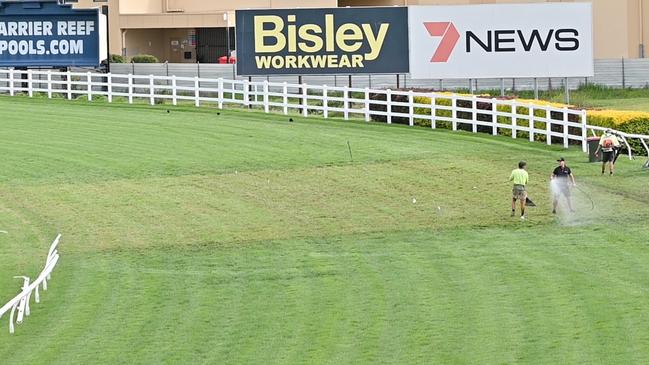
595,129,621,175
551,157,576,214
509,161,529,220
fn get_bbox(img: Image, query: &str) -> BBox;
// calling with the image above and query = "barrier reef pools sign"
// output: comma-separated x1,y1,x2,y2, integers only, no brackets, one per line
235,7,409,76
408,3,594,79
0,1,107,67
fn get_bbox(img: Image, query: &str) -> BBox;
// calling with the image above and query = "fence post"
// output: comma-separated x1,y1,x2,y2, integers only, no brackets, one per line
451,94,457,131
66,70,72,100
364,87,370,122
171,76,177,106
386,89,392,124
263,80,269,113
408,90,414,127
282,82,288,115
511,101,518,139
471,95,477,133
148,75,155,105
302,83,308,117
322,85,329,119
27,69,33,97
87,72,92,101
47,70,52,99
491,98,497,135
581,109,588,152
622,57,626,88
128,74,133,104
243,79,249,107
546,109,552,145
562,107,569,148
9,68,14,96
343,86,349,120
528,103,534,142
194,77,200,107
16,279,29,323
431,96,436,129
218,78,224,109
107,73,113,103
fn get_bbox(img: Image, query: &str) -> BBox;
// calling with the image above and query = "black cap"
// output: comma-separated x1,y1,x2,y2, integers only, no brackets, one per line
557,157,566,162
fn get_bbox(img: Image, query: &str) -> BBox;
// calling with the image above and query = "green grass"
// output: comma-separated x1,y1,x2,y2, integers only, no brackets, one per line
575,97,649,111
0,95,648,364
479,84,649,111
550,86,649,111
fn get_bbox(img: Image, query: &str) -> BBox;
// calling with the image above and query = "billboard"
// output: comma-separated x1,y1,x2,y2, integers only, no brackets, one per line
408,3,593,79
235,7,409,76
0,2,107,67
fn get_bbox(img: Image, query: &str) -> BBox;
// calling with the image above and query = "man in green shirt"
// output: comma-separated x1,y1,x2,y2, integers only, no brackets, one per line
509,161,529,220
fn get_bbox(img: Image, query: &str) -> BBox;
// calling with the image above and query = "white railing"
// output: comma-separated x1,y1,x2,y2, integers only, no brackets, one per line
0,234,61,334
0,69,647,159
105,58,649,91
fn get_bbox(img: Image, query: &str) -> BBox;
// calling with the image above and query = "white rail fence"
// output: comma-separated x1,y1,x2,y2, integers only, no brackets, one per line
0,234,62,334
0,69,648,160
104,58,649,90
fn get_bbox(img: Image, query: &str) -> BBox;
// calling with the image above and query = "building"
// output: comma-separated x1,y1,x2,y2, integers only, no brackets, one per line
72,0,649,62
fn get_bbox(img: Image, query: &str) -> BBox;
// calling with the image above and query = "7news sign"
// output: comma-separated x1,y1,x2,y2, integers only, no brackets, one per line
408,3,594,79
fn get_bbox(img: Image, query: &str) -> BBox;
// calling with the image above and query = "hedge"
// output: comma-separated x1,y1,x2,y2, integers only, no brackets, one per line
370,91,581,145
130,54,159,63
586,110,649,154
109,54,126,63
368,90,648,154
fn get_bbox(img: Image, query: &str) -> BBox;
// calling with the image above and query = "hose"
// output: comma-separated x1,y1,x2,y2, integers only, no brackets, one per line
574,185,595,211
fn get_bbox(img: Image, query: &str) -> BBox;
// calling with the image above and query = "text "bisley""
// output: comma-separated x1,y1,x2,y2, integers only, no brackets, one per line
254,14,389,61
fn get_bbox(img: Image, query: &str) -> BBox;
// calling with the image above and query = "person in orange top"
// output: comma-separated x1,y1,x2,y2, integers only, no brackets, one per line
595,129,621,175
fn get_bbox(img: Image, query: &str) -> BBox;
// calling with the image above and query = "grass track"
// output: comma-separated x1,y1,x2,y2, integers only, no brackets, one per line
0,95,648,364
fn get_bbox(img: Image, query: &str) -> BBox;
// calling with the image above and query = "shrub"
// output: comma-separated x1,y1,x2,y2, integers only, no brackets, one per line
410,94,577,144
413,95,452,129
585,110,649,128
109,54,126,63
131,54,159,63
368,92,408,124
369,89,649,154
586,110,649,154
620,118,649,146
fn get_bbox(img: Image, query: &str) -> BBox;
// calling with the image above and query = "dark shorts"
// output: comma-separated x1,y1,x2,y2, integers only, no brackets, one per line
602,150,615,162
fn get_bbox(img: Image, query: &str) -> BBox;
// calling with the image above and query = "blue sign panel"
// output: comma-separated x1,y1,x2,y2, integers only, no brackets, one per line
0,1,104,67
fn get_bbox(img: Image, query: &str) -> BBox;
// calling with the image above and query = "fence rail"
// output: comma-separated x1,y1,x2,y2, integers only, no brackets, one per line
0,69,648,160
100,58,649,91
0,234,61,334
3,58,649,92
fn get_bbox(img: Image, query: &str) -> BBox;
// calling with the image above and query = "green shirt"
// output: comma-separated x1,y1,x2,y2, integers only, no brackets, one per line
509,168,529,186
